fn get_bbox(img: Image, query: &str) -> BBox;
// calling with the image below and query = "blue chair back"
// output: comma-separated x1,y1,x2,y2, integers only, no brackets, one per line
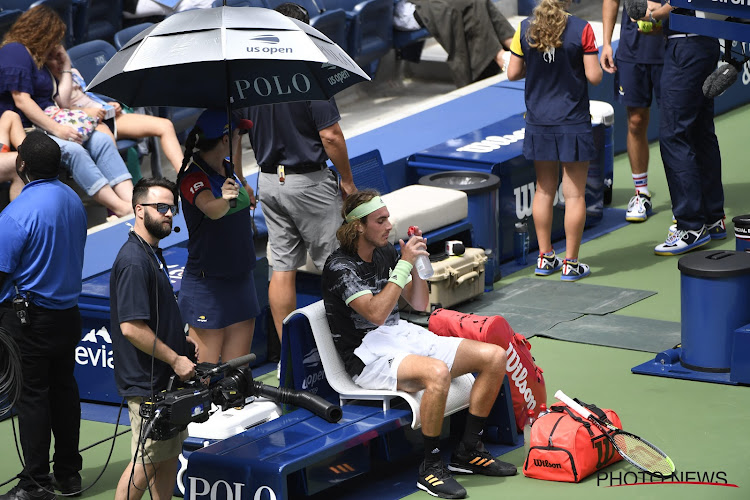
211,0,268,7
0,9,23,40
347,149,390,194
84,0,122,43
30,0,75,46
113,21,153,50
67,39,116,83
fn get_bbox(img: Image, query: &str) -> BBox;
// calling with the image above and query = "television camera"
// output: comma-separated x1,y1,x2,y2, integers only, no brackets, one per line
138,354,342,441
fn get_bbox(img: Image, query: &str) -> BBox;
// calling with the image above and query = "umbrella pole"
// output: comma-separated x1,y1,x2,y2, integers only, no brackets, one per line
224,0,237,208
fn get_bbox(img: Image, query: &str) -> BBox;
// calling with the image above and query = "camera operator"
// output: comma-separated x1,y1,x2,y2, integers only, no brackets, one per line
0,131,87,500
109,177,197,500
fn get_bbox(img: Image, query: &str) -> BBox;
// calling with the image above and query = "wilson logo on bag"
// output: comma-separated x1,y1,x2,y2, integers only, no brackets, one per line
428,310,546,432
523,402,622,482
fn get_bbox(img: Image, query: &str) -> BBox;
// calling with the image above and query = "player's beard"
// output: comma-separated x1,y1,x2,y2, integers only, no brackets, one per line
144,209,172,240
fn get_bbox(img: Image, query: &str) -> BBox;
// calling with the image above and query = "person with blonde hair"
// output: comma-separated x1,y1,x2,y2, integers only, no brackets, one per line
0,6,134,217
507,0,602,281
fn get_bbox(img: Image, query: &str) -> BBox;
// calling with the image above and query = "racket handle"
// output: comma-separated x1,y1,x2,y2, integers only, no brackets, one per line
554,390,594,419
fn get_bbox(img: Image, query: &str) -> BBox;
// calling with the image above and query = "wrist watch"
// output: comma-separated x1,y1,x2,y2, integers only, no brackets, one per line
648,10,656,23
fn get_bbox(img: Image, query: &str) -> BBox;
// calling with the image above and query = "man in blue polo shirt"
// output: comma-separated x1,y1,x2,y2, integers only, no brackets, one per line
0,131,87,500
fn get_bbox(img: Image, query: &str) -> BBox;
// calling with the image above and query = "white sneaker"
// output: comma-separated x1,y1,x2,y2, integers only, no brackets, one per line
625,192,652,222
654,226,710,255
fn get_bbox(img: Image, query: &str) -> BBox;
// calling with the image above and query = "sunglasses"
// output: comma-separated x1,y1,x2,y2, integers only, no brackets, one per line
140,203,178,215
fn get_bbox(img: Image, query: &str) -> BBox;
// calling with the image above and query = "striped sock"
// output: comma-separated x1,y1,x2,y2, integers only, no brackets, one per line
632,173,649,196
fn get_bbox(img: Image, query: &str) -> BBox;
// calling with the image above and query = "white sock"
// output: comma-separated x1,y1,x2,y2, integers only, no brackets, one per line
633,173,649,196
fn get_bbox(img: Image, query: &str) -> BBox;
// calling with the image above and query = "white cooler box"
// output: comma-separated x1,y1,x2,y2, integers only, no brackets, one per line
406,247,487,313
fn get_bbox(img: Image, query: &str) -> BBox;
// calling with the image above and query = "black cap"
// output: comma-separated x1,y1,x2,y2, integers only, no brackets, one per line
18,131,62,179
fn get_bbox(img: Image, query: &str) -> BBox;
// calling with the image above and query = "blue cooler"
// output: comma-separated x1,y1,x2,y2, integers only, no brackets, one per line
732,215,750,252
419,171,500,285
678,251,750,372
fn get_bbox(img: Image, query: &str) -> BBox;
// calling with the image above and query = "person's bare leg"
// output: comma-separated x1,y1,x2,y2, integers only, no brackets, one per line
449,340,506,418
96,123,117,146
626,107,650,177
560,161,590,260
220,319,256,362
532,161,559,253
116,114,183,173
0,110,25,148
92,185,133,217
189,326,225,364
397,355,451,437
113,179,134,205
268,270,297,342
115,457,178,500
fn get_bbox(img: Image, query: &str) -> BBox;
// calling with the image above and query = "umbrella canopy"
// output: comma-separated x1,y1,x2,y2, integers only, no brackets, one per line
87,6,370,109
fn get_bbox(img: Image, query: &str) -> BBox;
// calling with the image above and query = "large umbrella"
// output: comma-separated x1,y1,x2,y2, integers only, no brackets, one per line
87,5,369,202
87,6,370,108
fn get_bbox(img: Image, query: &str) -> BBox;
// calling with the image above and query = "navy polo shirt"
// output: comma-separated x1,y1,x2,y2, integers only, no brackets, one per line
511,15,599,126
0,178,86,309
615,10,665,65
237,98,340,168
109,231,191,397
179,154,256,278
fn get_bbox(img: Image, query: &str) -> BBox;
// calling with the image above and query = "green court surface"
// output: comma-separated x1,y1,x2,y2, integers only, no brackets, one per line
2,107,750,499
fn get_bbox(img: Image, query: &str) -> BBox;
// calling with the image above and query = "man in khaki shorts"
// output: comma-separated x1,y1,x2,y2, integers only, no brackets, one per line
109,178,198,500
322,190,516,500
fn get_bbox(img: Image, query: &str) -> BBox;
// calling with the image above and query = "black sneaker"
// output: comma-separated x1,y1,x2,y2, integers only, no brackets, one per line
0,486,57,500
50,475,81,497
448,441,518,477
417,460,466,499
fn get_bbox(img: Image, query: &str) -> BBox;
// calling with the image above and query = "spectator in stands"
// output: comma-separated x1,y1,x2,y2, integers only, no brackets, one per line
177,110,260,364
507,0,602,281
601,0,664,223
646,1,724,255
322,190,516,500
0,131,87,500
410,0,514,87
0,6,134,217
122,0,213,26
45,47,184,173
109,177,197,500
236,3,357,375
0,110,24,200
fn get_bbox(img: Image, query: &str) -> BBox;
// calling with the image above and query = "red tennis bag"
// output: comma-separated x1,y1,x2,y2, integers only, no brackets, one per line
428,309,546,432
523,402,623,482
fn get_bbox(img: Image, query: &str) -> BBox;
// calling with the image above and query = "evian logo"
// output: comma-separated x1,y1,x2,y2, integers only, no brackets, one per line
76,327,114,369
533,459,562,469
514,181,564,219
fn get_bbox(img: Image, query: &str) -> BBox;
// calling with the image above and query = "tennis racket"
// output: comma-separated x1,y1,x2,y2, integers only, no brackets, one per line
554,390,675,477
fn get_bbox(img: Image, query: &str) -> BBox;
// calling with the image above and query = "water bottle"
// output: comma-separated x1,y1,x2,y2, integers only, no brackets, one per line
408,226,434,280
523,408,535,456
514,220,529,265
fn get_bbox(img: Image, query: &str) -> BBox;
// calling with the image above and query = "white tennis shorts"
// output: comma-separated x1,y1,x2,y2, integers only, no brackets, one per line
352,320,464,391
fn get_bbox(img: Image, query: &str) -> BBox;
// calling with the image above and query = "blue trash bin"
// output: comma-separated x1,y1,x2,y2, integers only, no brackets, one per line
678,251,750,372
419,171,501,287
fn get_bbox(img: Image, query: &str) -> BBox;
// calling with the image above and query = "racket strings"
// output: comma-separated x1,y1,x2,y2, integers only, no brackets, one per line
613,433,674,476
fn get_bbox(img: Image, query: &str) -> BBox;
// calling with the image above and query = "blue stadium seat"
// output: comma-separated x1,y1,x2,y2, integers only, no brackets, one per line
84,0,122,43
2,0,75,46
320,0,394,75
265,0,349,50
0,9,23,40
113,21,153,50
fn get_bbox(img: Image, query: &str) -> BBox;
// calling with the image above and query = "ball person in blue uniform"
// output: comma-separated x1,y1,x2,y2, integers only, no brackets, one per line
601,0,664,222
323,191,515,500
178,110,259,364
0,131,87,500
507,0,603,281
109,177,197,500
644,1,724,255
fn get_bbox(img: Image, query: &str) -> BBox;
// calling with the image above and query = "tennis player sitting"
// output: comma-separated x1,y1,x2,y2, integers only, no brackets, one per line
322,190,517,499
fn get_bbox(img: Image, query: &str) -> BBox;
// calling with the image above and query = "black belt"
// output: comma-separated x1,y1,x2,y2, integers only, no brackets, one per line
259,163,326,175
